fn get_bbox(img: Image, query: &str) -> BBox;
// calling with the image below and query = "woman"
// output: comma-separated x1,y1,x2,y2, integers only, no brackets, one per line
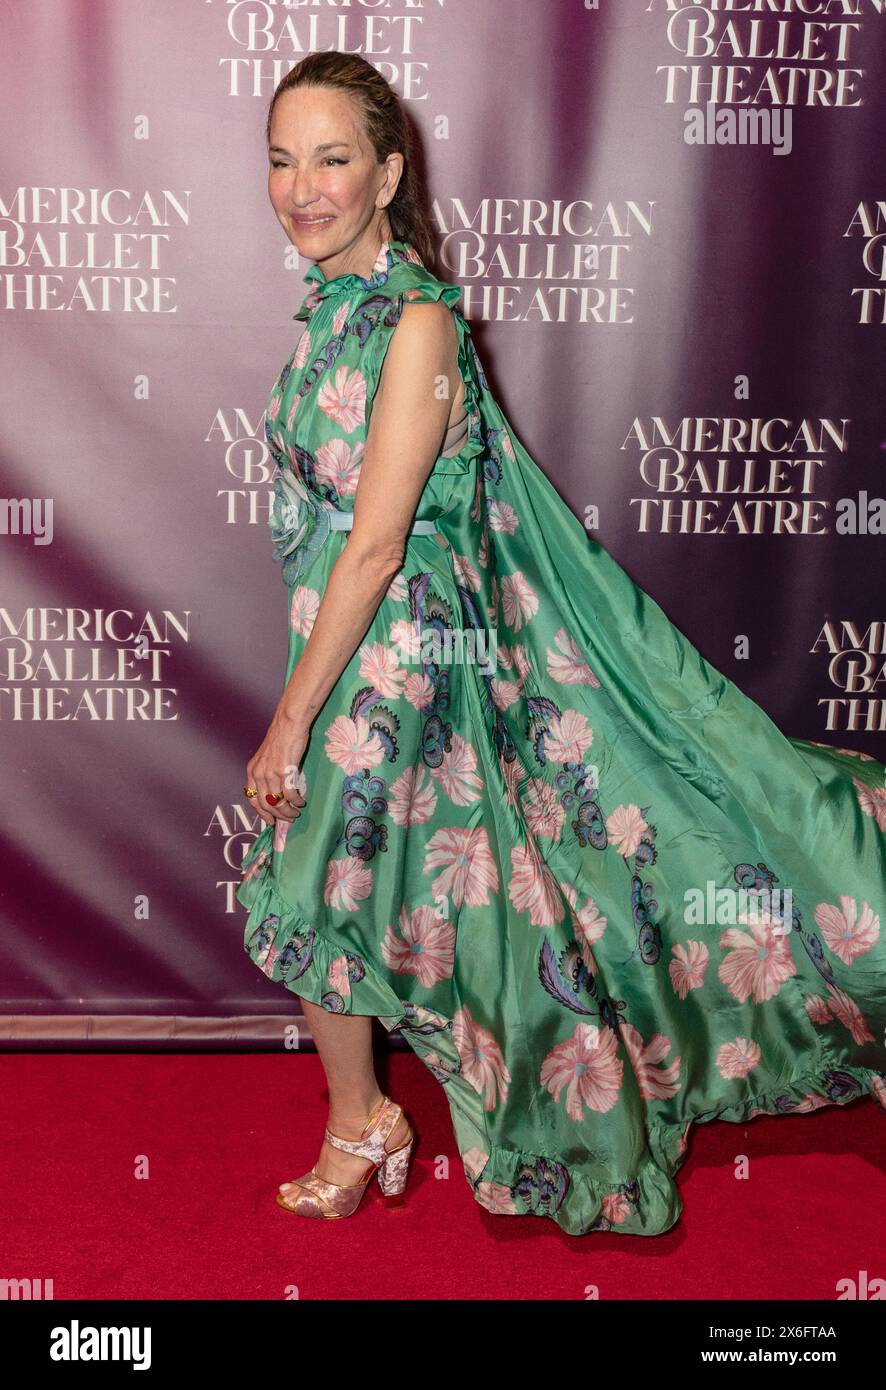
237,52,886,1236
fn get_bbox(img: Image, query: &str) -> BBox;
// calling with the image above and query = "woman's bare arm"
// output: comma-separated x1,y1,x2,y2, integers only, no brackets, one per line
276,299,460,734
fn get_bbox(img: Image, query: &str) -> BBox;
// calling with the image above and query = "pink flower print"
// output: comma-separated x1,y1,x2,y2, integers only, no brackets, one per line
328,954,351,999
814,895,880,965
241,848,270,882
540,1022,623,1119
500,571,539,631
389,617,423,661
478,526,491,570
872,1075,886,1114
293,327,312,369
511,644,532,680
487,499,519,533
804,993,832,1025
601,1191,633,1225
716,1037,761,1080
358,642,407,698
499,749,527,808
324,713,386,774
273,819,291,853
430,733,484,804
620,1022,682,1100
561,883,607,973
508,840,566,928
791,1090,834,1113
718,913,797,1004
546,628,600,687
317,363,367,432
545,708,594,763
331,299,352,335
381,903,456,986
452,1005,511,1110
289,584,320,637
461,1147,490,1182
501,431,516,461
834,746,874,761
423,826,499,908
669,940,710,998
490,677,523,712
314,436,364,495
423,1049,458,1076
388,765,438,827
267,392,282,422
258,943,281,978
286,396,300,433
824,983,875,1044
408,1004,451,1032
324,856,373,910
571,890,608,943
385,571,409,602
606,803,649,858
452,552,481,590
403,670,436,711
521,778,566,839
492,645,527,693
851,775,886,831
475,1182,519,1214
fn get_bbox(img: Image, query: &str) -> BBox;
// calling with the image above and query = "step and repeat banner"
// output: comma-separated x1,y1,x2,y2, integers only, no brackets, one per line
1,0,884,1037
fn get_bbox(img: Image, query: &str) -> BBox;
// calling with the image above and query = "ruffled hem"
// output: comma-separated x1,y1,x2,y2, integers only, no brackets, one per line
235,845,407,1029
462,1058,886,1237
236,840,886,1239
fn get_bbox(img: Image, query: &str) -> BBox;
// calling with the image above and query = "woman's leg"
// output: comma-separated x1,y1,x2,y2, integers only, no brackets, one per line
279,1000,411,1196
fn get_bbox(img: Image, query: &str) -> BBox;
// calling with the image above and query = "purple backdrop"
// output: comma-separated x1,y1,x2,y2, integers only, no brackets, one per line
2,0,885,1042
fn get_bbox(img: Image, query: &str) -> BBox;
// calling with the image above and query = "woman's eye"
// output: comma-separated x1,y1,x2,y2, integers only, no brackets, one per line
270,158,346,169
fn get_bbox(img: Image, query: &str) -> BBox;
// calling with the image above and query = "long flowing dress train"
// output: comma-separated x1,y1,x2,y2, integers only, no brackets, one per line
236,238,886,1237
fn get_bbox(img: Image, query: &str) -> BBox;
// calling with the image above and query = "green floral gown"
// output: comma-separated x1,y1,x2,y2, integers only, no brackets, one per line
236,237,886,1237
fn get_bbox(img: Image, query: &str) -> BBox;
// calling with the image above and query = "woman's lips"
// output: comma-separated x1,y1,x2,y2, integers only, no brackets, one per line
292,216,335,230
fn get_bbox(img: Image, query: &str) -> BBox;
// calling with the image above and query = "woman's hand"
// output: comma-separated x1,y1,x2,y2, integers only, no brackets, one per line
245,706,309,827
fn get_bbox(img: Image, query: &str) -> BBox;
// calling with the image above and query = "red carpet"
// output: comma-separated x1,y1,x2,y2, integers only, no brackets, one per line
1,1052,883,1301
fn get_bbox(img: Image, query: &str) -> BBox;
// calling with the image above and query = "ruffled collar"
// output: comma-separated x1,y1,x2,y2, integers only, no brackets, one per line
292,236,422,321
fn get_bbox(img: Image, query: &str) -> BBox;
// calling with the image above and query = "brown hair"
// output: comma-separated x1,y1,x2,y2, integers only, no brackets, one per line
265,52,438,272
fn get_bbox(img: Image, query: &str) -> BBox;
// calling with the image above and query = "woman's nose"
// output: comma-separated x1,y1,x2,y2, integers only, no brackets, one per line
288,168,318,202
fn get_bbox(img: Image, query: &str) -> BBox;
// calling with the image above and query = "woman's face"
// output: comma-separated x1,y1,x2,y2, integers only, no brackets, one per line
267,86,403,277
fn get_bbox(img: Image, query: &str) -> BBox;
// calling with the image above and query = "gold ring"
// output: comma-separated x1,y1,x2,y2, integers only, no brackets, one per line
243,785,258,798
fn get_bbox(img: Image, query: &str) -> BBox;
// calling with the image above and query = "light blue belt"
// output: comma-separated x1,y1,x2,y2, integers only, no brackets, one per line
326,507,438,534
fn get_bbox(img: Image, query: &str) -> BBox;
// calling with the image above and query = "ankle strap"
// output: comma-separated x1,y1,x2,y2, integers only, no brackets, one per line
361,1094,389,1136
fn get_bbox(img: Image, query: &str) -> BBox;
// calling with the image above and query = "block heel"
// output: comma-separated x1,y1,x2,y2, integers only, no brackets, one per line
377,1134,415,1207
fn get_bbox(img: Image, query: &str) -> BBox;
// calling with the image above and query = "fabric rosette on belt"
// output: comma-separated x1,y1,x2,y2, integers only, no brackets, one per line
268,464,331,588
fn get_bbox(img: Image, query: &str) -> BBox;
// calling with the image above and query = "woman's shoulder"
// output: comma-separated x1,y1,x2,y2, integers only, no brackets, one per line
380,249,463,313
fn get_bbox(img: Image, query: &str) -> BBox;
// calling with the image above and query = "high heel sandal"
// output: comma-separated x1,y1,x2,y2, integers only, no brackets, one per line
276,1094,415,1218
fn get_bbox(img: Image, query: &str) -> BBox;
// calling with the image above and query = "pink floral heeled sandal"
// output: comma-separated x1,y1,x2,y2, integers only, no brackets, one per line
276,1094,415,1218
